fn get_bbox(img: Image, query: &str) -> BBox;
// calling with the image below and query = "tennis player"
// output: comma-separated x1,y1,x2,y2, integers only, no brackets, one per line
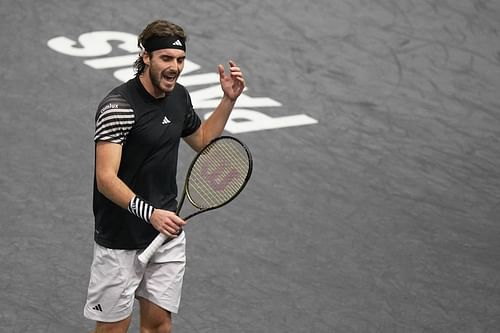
83,19,245,333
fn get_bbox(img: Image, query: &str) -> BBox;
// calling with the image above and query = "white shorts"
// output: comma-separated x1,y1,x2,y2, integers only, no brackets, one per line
84,232,186,322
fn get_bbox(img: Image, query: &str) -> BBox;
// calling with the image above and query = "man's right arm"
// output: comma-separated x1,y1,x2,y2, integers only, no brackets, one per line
95,141,134,208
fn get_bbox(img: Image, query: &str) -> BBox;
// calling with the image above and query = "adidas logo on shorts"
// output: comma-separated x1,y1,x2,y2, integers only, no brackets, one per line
92,303,103,312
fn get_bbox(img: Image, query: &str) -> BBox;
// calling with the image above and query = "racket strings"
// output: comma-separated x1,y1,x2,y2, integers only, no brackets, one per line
187,139,250,209
189,144,248,207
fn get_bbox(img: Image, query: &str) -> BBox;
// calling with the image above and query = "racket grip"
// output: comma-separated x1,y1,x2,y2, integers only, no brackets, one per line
138,233,168,264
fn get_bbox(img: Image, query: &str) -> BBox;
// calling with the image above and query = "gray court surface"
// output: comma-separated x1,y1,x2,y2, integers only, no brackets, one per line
1,0,500,332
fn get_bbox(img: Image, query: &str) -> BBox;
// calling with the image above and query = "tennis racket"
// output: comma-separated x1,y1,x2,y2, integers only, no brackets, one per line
138,136,253,264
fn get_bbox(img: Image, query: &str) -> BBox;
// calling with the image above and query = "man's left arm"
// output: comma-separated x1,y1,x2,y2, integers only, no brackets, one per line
184,60,245,152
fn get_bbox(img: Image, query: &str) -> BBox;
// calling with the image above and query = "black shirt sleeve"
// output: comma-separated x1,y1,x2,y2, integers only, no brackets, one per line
181,89,201,137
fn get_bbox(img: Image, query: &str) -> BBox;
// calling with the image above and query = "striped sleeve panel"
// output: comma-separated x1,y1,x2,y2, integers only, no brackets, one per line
94,94,135,144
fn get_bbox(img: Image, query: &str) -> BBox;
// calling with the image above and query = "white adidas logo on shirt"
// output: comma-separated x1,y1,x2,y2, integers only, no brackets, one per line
162,116,171,125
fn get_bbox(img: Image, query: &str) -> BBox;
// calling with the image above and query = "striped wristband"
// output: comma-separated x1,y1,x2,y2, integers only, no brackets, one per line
128,195,155,223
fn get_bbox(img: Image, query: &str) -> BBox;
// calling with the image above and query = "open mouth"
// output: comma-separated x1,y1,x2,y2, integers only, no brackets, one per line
163,71,177,82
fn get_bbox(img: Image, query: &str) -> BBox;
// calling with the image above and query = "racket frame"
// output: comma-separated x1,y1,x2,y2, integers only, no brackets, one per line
182,135,253,219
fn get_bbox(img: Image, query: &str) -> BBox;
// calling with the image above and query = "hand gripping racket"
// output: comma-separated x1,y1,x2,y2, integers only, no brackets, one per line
138,136,253,264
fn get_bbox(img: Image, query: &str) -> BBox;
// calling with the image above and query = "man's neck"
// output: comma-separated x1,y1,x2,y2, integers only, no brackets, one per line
139,74,166,99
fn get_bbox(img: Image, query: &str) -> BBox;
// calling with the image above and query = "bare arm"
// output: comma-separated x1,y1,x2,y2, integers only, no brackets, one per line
95,141,134,208
184,60,245,152
95,141,185,236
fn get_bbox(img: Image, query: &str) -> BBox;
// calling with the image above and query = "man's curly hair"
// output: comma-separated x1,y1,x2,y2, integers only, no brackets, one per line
133,20,187,76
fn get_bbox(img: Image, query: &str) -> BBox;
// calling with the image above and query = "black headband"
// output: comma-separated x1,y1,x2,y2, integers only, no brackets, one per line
142,35,186,52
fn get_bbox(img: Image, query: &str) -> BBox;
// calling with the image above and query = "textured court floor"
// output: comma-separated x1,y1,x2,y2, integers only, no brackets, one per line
1,0,500,332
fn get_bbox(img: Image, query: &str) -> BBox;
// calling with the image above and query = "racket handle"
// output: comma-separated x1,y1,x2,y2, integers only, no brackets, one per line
138,233,168,264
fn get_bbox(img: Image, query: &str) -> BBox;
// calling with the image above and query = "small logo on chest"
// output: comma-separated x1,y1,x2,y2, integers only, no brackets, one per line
162,116,171,125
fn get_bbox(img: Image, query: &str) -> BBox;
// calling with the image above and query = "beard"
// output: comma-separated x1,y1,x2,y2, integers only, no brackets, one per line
149,64,178,94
